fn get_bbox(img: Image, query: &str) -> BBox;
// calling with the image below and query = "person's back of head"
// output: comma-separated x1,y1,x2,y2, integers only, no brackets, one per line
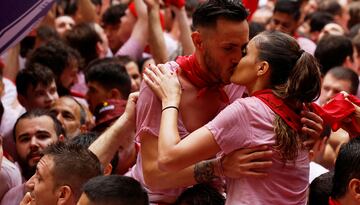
64,23,102,68
85,57,131,100
331,137,360,202
173,183,225,205
254,31,321,161
80,175,149,205
35,25,60,48
27,40,79,78
314,34,353,75
327,66,359,95
310,11,334,33
191,0,248,30
308,171,334,205
318,0,343,17
43,141,102,202
102,4,127,26
274,0,302,22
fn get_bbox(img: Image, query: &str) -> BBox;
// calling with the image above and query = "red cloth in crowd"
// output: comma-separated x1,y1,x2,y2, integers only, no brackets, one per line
242,0,259,20
328,197,341,205
128,2,165,29
175,54,229,103
164,0,185,8
252,89,302,132
310,93,360,134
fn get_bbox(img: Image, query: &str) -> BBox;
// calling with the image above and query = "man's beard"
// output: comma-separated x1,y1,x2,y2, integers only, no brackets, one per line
19,151,43,180
18,159,37,180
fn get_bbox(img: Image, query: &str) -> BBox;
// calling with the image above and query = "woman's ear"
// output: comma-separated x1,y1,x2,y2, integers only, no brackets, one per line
257,61,270,76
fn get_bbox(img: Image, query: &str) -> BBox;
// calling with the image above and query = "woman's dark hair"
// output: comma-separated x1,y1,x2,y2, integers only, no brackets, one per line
254,31,321,161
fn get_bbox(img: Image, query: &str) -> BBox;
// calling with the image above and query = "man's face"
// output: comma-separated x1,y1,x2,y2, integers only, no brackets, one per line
23,80,59,110
15,116,58,172
268,12,298,35
60,59,79,90
86,81,110,113
199,18,249,84
319,73,352,105
50,97,82,139
105,9,136,53
125,61,141,92
32,155,59,205
55,16,75,36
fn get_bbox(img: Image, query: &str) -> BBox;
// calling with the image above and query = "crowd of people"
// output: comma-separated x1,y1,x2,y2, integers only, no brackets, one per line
1,0,360,204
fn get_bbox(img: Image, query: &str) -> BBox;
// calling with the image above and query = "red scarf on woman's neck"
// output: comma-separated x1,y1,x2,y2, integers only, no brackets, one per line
175,54,229,103
252,89,302,132
328,197,341,205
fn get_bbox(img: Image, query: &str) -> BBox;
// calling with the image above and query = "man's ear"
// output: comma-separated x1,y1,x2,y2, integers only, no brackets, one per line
108,88,122,99
58,134,66,142
18,94,28,109
80,124,88,133
57,185,72,205
348,178,360,201
191,31,204,51
103,163,113,176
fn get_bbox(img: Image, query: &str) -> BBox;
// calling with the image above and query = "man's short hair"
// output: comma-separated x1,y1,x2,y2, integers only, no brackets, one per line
274,0,302,22
174,183,225,205
327,66,359,95
16,63,55,97
13,109,66,142
192,0,248,30
308,171,334,205
331,137,360,199
82,175,149,205
85,57,131,99
309,11,334,33
27,40,80,77
64,23,102,67
102,4,127,26
43,142,102,201
314,35,354,75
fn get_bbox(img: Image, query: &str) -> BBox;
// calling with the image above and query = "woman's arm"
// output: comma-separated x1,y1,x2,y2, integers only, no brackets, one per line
143,64,221,171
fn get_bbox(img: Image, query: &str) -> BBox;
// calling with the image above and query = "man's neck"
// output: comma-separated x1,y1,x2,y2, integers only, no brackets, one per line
193,51,222,85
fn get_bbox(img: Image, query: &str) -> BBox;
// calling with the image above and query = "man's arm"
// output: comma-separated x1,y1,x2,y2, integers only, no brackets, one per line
141,132,273,189
89,92,138,167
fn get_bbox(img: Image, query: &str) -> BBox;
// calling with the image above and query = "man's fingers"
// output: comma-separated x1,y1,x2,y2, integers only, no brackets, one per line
236,145,270,155
246,150,273,162
301,126,319,139
242,161,273,170
240,171,269,178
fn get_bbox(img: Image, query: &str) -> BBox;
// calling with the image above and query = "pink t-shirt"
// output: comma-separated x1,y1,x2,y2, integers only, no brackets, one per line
0,158,22,200
130,61,246,203
206,96,309,205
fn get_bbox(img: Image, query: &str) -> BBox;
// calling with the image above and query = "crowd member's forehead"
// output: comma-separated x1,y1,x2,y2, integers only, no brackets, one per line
15,115,58,139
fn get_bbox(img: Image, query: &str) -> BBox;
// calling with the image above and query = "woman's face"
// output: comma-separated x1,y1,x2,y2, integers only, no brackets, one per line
230,38,261,88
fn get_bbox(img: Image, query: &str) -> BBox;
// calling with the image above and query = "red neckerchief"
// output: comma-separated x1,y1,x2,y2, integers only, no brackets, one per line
310,93,360,135
175,54,229,103
252,89,302,132
328,197,341,205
